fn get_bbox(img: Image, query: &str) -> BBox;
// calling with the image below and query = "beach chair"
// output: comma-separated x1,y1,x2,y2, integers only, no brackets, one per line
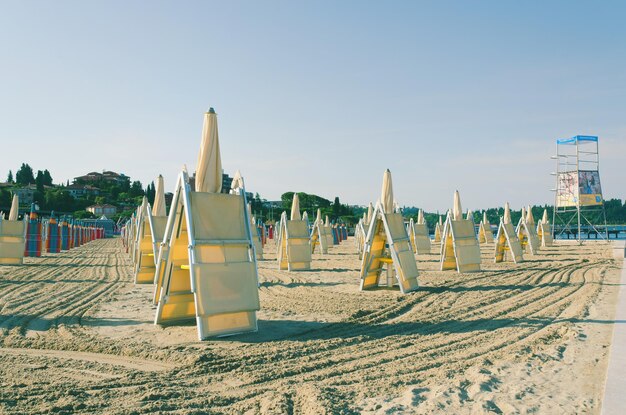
354,219,367,259
250,212,263,260
277,212,312,270
433,219,442,243
440,211,482,273
134,203,168,285
360,202,419,293
0,217,26,265
537,220,553,247
516,208,540,255
495,218,524,263
310,214,330,255
408,217,431,254
478,212,494,244
154,170,260,339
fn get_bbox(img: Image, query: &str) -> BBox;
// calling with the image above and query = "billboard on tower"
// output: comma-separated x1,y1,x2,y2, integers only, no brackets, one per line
556,170,603,207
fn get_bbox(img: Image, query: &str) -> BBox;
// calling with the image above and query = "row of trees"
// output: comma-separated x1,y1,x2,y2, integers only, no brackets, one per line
4,166,625,226
247,191,357,225
6,164,53,191
407,199,626,228
251,194,626,228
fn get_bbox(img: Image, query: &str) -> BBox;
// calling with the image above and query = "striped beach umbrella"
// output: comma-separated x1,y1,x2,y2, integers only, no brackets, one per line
60,216,70,250
24,204,42,257
46,212,60,254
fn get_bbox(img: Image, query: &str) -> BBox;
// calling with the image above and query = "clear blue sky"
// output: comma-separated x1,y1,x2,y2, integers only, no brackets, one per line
1,1,625,212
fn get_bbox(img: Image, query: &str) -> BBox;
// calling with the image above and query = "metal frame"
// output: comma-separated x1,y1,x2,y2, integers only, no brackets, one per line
551,135,608,243
153,169,259,338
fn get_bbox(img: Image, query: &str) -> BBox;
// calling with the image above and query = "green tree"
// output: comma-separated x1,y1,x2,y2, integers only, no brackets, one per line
42,169,53,186
35,170,45,192
44,189,75,213
6,170,13,183
15,163,35,185
145,182,155,204
332,196,341,219
0,188,11,213
73,210,95,219
130,180,144,197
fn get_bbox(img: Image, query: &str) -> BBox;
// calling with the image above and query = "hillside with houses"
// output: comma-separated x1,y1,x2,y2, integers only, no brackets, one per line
0,164,165,221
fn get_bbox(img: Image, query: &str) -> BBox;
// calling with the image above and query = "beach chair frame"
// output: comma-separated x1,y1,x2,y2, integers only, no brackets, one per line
359,202,419,293
154,170,260,340
408,218,431,254
494,219,524,263
440,212,482,273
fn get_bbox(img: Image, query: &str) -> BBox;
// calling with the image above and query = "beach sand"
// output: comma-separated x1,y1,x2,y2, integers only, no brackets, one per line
0,237,622,414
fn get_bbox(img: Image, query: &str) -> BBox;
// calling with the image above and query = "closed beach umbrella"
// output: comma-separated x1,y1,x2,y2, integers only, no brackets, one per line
542,209,549,224
520,207,526,223
317,208,323,224
366,202,374,224
417,209,425,225
381,169,394,214
8,194,19,221
526,206,535,225
195,107,222,193
290,193,301,220
325,215,330,227
466,209,473,222
453,190,462,221
504,202,512,224
231,170,244,191
152,175,166,216
483,211,489,224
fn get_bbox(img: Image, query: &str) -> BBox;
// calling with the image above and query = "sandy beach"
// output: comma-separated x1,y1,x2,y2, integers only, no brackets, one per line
0,237,622,414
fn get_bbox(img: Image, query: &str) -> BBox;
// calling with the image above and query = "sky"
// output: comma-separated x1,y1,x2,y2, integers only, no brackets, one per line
1,1,625,212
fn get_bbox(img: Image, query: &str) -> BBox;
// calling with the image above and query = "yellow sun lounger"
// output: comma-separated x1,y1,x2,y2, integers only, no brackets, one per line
154,170,260,339
360,202,419,293
0,219,26,265
495,219,524,263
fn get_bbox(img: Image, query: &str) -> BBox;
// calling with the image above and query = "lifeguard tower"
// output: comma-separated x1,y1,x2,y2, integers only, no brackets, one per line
551,135,608,243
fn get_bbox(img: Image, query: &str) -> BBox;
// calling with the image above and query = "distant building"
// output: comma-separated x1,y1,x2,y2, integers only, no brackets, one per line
189,172,235,194
13,185,37,205
66,184,100,199
263,200,284,209
86,204,117,216
74,171,128,185
222,174,233,193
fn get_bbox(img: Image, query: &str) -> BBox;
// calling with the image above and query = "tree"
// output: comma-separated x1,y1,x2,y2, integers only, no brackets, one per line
251,192,262,213
35,170,45,192
129,180,144,197
145,182,155,204
6,170,13,183
73,210,95,219
44,189,75,212
0,188,11,212
15,163,35,185
42,169,53,186
332,196,341,219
